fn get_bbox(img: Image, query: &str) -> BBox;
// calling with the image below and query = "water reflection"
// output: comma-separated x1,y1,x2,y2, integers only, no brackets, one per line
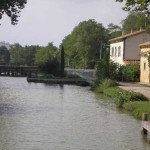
0,77,149,150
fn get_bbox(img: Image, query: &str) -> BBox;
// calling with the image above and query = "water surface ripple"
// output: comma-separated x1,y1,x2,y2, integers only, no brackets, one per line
0,77,149,150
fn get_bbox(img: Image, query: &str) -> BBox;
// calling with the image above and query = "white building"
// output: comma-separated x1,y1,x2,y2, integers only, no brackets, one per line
109,30,150,65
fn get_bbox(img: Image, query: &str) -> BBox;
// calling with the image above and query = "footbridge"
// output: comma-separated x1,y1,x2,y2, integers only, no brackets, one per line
65,69,96,84
0,65,39,77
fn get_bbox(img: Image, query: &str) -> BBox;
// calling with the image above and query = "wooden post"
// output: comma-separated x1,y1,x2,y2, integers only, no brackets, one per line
142,113,148,134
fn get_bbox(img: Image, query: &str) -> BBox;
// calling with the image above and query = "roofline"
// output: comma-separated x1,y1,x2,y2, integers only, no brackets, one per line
139,42,150,48
109,30,150,43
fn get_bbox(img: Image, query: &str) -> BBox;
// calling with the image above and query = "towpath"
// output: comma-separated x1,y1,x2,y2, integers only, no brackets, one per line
118,82,150,99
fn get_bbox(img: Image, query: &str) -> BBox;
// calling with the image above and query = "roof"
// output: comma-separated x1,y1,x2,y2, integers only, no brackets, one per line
109,30,150,43
139,41,150,48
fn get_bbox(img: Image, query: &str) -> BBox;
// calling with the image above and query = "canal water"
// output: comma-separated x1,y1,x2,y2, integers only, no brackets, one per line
0,77,149,150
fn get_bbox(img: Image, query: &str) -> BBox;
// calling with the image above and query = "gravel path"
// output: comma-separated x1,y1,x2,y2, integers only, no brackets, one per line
118,82,150,99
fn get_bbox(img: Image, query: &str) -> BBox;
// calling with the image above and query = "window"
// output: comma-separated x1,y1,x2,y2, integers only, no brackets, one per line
111,47,114,56
115,47,117,57
144,62,146,70
118,46,121,57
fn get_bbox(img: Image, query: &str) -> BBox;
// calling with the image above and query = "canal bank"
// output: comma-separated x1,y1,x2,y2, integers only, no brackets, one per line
27,77,90,86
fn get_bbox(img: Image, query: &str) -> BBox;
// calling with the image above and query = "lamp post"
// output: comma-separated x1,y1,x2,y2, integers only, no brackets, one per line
100,40,102,60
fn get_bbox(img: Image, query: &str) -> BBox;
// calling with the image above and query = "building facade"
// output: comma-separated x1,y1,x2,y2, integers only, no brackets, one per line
140,42,150,84
110,30,150,65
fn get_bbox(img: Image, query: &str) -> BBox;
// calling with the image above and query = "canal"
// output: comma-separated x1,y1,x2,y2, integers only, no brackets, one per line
0,77,149,150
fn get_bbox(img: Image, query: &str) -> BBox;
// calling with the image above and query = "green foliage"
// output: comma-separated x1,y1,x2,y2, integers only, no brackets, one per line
34,43,57,65
96,51,119,82
122,12,150,34
141,51,150,67
96,79,117,93
124,102,150,120
10,44,39,66
107,23,122,39
0,0,27,25
121,64,140,82
103,87,148,107
34,43,60,76
116,0,150,15
0,46,10,65
39,58,60,76
62,19,108,69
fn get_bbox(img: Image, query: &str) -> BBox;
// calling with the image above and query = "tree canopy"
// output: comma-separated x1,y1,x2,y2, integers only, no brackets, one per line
62,19,108,69
34,42,58,65
0,0,27,25
0,46,10,65
122,12,150,33
116,0,150,15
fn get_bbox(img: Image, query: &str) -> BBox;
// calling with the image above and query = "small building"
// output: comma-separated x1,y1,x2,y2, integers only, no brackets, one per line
139,42,150,84
109,30,150,65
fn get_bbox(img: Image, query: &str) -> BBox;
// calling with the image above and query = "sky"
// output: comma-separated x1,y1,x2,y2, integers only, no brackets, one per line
0,0,128,47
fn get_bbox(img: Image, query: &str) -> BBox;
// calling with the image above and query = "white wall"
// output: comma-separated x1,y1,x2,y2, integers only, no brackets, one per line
110,41,124,65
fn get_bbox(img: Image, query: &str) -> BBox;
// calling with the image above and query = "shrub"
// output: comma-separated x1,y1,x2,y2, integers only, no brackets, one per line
121,64,140,82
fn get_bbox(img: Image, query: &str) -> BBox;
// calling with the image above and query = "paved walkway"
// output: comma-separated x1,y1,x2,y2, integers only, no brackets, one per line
118,82,150,99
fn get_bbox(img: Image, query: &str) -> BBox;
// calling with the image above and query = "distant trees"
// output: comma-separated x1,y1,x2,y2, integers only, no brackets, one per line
122,12,150,34
107,23,122,39
0,0,27,25
34,42,60,76
62,19,109,69
0,46,10,65
10,44,39,66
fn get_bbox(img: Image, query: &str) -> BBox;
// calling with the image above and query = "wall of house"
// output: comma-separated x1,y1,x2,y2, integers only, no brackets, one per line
110,41,124,65
140,47,150,83
125,33,150,60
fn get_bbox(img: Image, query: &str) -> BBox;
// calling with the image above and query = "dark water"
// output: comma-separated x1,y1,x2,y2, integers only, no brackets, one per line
0,77,149,150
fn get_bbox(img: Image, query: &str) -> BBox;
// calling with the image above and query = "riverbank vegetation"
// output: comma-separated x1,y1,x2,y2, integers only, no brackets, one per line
95,79,150,120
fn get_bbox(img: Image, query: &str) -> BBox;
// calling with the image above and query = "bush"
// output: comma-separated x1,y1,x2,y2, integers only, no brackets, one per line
120,64,140,82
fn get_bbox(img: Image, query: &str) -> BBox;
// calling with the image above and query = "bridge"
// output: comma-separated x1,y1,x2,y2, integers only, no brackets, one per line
0,65,39,77
65,69,96,84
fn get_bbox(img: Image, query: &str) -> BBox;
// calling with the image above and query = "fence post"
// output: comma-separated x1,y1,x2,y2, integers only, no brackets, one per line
142,113,148,134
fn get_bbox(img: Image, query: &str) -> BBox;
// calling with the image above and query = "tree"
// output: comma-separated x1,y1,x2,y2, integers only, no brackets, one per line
60,45,65,78
62,19,108,69
107,23,122,38
122,12,150,33
116,0,150,15
0,46,10,65
34,42,59,75
34,42,57,65
0,0,27,25
9,43,24,65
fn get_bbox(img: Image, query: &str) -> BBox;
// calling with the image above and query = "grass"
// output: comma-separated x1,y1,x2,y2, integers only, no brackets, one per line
123,101,150,120
94,79,150,120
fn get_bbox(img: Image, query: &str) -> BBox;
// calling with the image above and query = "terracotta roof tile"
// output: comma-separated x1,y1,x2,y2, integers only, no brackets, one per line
110,30,150,43
139,41,150,48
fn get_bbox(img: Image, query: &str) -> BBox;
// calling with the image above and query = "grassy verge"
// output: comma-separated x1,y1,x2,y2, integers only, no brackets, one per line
123,102,150,120
95,79,150,120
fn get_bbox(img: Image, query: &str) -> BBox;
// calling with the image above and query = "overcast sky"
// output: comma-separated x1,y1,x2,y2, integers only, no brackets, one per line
0,0,127,47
